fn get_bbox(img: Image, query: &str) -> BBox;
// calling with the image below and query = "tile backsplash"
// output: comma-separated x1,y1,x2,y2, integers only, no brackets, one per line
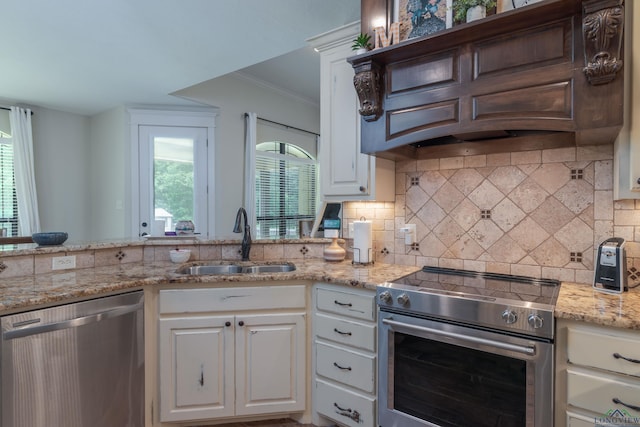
343,145,640,285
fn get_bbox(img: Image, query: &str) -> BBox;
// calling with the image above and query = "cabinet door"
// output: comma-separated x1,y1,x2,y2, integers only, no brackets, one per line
159,315,234,422
235,312,306,416
319,40,371,198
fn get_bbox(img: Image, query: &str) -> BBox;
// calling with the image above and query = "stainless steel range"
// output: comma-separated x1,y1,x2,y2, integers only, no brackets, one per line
377,266,560,427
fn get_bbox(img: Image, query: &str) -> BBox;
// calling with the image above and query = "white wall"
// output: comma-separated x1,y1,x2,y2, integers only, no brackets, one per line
31,106,91,242
89,106,128,241
174,73,321,237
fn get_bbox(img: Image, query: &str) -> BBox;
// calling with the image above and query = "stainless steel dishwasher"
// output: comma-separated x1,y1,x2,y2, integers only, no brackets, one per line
0,291,144,427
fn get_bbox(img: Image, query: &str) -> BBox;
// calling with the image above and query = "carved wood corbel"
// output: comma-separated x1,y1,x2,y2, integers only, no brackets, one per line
582,0,624,85
353,61,382,122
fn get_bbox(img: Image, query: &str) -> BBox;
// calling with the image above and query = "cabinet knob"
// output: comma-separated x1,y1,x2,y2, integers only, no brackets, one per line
359,186,366,192
238,320,244,327
225,321,231,327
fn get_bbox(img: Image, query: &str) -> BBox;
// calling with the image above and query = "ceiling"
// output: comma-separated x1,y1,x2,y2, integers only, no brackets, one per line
1,0,360,116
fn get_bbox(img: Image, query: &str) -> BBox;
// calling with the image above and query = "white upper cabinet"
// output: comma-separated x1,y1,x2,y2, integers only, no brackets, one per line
615,3,639,199
309,22,395,202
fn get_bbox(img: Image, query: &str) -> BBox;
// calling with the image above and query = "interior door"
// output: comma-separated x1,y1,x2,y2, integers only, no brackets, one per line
138,125,209,237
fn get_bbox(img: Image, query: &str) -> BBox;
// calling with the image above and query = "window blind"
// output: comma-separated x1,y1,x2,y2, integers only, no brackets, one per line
0,136,17,236
255,148,317,239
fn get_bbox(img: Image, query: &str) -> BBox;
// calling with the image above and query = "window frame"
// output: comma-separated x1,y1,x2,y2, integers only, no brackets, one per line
0,135,18,237
254,140,318,240
128,108,218,239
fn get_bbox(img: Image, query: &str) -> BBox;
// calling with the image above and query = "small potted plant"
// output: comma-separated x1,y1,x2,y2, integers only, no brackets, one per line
351,33,373,54
453,0,497,23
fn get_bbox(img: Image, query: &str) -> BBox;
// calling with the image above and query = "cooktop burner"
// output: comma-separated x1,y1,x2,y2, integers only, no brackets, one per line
378,267,561,340
395,266,560,306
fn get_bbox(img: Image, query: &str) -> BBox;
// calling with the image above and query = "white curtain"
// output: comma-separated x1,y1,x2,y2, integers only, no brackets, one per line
9,107,40,235
244,112,257,231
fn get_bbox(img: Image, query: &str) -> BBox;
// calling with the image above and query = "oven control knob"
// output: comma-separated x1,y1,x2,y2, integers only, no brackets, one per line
501,309,518,324
528,314,544,329
396,293,410,306
379,291,393,304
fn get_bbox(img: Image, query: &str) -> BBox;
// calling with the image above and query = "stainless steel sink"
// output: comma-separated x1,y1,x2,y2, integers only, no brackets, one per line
175,262,296,275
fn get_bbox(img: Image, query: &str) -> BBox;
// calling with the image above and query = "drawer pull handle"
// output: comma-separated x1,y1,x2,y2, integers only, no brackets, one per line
613,397,640,412
613,352,640,364
334,300,353,307
333,362,352,371
333,328,352,336
334,403,361,422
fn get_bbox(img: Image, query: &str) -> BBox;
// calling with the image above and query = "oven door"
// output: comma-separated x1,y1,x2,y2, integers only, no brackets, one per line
378,311,553,427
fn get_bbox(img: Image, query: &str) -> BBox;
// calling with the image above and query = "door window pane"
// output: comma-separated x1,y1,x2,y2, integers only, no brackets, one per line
153,137,194,233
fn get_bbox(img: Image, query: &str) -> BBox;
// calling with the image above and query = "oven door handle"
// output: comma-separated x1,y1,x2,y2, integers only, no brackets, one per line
382,318,537,356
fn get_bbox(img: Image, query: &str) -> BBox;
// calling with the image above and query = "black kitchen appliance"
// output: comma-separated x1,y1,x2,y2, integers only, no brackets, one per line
594,237,628,294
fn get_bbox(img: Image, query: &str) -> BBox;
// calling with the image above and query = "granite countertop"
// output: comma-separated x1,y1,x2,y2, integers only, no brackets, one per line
555,281,640,330
0,258,420,315
4,252,640,331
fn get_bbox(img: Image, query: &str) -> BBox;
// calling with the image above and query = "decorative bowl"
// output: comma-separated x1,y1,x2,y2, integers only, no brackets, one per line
169,249,191,263
32,232,68,246
175,220,195,235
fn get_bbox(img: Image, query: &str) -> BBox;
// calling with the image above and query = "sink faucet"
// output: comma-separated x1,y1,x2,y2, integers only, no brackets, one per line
233,207,252,261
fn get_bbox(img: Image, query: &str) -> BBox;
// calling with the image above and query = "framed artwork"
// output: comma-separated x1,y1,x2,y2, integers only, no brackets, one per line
393,0,453,42
497,0,543,13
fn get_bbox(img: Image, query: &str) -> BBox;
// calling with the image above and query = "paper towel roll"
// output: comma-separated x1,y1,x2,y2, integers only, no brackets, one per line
353,220,373,263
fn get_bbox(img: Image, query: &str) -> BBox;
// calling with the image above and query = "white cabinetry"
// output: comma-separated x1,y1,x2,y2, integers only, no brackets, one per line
158,286,306,424
312,283,377,427
556,319,640,427
615,2,640,198
309,22,395,202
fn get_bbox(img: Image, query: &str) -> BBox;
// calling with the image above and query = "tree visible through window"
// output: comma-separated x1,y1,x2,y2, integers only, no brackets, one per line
255,141,316,239
0,133,17,237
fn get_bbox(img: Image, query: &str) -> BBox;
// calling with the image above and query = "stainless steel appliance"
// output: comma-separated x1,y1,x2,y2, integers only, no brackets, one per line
377,267,560,427
1,291,144,427
594,237,628,294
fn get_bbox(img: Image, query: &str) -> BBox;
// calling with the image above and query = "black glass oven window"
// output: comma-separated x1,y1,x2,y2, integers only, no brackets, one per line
394,333,526,427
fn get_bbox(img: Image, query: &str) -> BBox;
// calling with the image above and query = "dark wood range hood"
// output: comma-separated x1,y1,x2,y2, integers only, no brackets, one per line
348,0,625,160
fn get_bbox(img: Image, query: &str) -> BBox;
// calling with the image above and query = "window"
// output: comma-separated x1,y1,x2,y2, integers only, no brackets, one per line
0,132,17,237
255,141,317,239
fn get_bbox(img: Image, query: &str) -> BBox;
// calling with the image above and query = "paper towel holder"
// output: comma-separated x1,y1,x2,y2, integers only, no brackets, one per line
351,247,374,266
351,216,374,266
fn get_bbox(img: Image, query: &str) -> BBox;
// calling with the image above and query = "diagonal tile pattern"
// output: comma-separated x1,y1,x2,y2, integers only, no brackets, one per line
342,146,629,283
404,155,598,270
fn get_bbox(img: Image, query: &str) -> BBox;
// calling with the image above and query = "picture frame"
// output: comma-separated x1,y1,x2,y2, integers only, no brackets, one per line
497,0,543,13
393,0,453,42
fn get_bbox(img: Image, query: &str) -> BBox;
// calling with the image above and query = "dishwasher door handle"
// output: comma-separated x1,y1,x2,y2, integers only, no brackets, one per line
3,301,143,340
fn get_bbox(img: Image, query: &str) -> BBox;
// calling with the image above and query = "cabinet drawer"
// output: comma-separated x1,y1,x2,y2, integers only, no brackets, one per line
314,312,376,352
566,411,597,427
567,325,640,377
316,287,375,321
315,378,375,427
567,368,640,417
159,285,306,314
316,341,375,393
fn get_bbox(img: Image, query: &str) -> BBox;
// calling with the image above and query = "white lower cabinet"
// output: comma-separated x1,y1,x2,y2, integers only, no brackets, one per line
312,283,377,427
159,315,234,421
556,319,640,427
158,286,306,424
